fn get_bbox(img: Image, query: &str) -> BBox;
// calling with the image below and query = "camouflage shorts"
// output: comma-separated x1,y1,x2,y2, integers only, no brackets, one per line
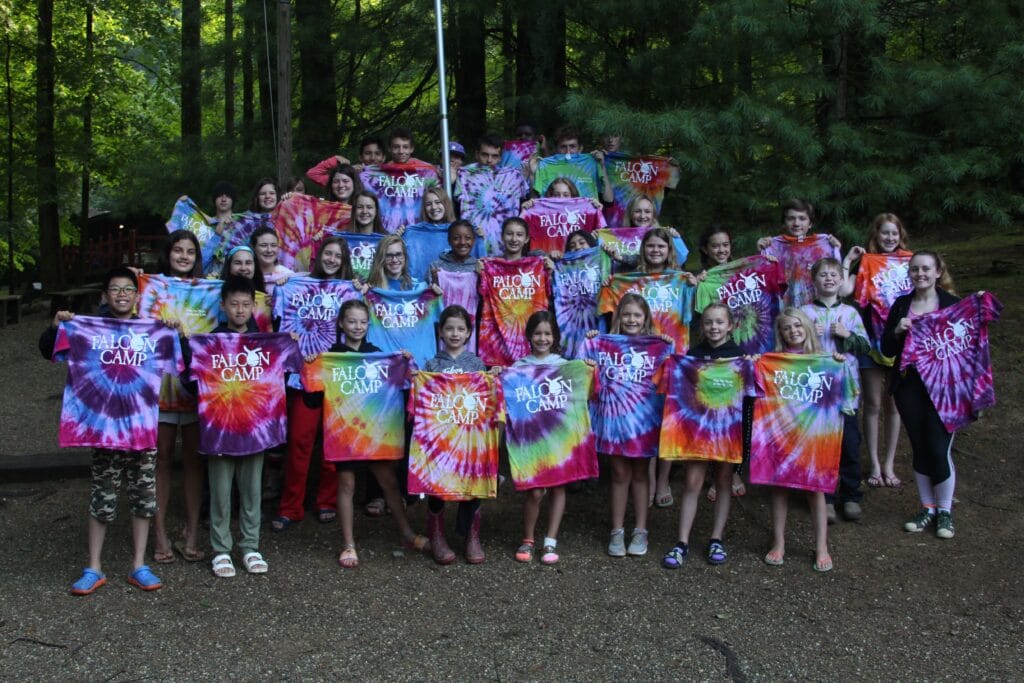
89,449,157,523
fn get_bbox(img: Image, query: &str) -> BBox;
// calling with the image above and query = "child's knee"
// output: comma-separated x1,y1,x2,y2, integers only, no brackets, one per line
338,471,356,494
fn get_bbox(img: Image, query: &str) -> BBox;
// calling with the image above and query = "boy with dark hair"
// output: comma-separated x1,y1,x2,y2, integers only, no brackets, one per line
388,127,433,169
532,124,607,200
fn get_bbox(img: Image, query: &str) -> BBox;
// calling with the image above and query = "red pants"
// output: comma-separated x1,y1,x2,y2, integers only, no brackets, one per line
277,391,338,521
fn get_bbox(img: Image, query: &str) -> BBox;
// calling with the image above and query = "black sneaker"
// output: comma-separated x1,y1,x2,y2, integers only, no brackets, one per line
903,508,935,532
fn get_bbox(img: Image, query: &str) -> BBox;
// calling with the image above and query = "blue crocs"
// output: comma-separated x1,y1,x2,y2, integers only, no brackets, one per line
70,568,106,596
127,565,162,591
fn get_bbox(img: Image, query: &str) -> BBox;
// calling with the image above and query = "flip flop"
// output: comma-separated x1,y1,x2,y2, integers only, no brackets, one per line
152,548,176,565
731,482,747,497
764,550,785,566
813,555,834,573
866,474,885,488
654,491,674,508
884,475,902,488
338,546,359,569
173,539,205,563
706,486,718,503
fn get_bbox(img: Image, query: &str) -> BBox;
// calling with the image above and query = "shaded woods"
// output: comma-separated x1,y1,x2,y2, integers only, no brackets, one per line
4,0,1023,287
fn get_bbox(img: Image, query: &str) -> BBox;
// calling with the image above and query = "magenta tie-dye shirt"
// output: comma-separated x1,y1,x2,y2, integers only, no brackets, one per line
360,163,440,234
519,197,606,254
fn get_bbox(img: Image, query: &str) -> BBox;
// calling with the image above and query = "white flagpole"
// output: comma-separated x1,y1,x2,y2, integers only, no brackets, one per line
434,0,451,191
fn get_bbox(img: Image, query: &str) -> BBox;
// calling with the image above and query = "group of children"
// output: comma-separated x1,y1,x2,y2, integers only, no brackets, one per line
46,123,1000,595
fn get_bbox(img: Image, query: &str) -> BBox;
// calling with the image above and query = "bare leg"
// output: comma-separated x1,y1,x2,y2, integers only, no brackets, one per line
808,491,830,564
86,517,107,573
882,391,901,480
154,422,176,559
630,459,650,530
861,368,885,480
767,487,788,561
336,470,356,548
654,459,673,503
677,462,707,544
646,457,656,506
544,487,566,540
179,422,202,553
610,456,631,530
369,461,415,541
131,516,150,571
522,488,544,542
710,462,734,541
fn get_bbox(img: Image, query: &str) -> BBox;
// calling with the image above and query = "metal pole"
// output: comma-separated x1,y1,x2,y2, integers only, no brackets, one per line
434,0,451,191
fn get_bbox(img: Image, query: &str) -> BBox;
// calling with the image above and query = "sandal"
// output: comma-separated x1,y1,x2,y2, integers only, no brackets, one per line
707,541,728,565
271,515,295,532
706,486,718,503
866,474,885,488
152,548,176,565
813,554,833,573
514,540,535,563
654,490,674,508
338,545,359,569
212,553,236,578
173,538,205,563
127,565,162,591
402,534,431,553
883,475,902,488
764,550,785,566
242,552,269,574
540,545,559,565
70,568,106,596
662,544,688,569
364,497,386,517
317,508,337,524
731,481,746,497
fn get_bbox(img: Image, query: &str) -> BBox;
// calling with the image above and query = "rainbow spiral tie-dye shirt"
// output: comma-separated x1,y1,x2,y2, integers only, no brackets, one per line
365,285,443,366
478,257,551,366
580,334,672,458
53,316,183,451
456,164,530,255
137,274,223,336
695,256,787,354
302,352,414,461
166,197,215,248
749,353,857,493
500,360,599,490
187,333,302,456
533,153,603,199
760,234,840,308
360,163,440,234
408,371,505,500
519,197,606,254
599,271,695,352
594,227,689,273
600,152,679,227
656,356,754,463
553,246,611,359
273,194,352,272
900,291,1002,432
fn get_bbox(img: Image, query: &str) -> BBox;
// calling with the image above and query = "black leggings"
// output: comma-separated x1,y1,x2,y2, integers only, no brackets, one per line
893,370,955,483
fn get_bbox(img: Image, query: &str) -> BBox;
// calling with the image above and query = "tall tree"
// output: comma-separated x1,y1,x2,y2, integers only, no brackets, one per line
181,0,202,180
295,0,337,168
224,0,235,143
514,0,566,134
452,0,486,145
77,1,94,284
35,0,61,288
241,0,255,151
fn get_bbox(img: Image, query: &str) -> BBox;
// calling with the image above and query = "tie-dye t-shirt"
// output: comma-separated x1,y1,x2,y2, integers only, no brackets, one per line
599,271,696,351
273,194,351,272
799,301,868,398
408,371,505,500
594,227,689,272
656,356,753,463
520,198,607,254
137,275,222,336
403,222,484,281
696,256,787,354
360,163,440,234
553,246,612,358
53,316,183,451
222,212,274,255
760,234,840,308
364,285,443,366
500,140,537,171
580,334,672,458
166,197,215,249
436,269,479,353
601,152,679,227
478,257,551,366
187,333,302,456
749,353,857,493
272,276,358,361
900,292,1002,432
302,352,414,461
854,251,913,347
533,154,603,199
500,360,599,490
331,231,384,280
456,164,530,255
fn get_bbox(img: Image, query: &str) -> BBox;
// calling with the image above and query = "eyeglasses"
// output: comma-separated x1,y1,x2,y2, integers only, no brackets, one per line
384,252,405,260
107,286,137,295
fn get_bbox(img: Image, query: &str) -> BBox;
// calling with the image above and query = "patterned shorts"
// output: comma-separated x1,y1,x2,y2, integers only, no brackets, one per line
89,449,157,523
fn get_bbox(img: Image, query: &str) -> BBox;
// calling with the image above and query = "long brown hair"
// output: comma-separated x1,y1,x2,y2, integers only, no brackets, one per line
310,236,354,280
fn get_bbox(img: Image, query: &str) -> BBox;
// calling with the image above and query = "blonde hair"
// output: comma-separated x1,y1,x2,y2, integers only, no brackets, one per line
626,194,660,228
911,250,956,295
366,234,413,290
610,293,653,335
773,307,822,354
420,186,455,223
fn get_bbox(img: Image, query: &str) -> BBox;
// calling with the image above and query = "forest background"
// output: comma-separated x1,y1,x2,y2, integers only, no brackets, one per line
4,0,1023,288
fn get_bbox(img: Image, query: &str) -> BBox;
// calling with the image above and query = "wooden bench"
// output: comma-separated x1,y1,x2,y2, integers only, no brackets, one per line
0,294,21,327
48,286,102,316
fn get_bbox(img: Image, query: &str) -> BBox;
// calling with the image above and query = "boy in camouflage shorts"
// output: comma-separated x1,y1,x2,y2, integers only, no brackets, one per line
41,267,165,595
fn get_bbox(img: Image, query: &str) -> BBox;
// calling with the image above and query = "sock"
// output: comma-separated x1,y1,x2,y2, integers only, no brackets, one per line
914,472,937,510
933,453,957,512
543,536,557,548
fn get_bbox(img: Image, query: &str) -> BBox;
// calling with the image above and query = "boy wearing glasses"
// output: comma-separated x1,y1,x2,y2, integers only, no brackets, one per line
39,267,168,595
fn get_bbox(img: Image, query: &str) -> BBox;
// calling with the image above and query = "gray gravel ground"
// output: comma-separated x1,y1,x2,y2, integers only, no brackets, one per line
1,307,1022,681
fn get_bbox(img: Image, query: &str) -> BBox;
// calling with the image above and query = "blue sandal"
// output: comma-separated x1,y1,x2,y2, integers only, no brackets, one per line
127,565,163,591
707,541,728,565
70,568,107,595
271,515,295,532
662,544,689,569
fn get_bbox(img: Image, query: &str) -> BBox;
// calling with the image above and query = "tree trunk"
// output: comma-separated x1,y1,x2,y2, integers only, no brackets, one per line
500,0,514,131
5,35,16,292
295,0,337,166
225,0,235,143
241,0,254,151
35,0,62,289
181,0,202,178
78,2,94,284
514,0,566,135
276,0,292,184
338,0,361,148
453,0,486,146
